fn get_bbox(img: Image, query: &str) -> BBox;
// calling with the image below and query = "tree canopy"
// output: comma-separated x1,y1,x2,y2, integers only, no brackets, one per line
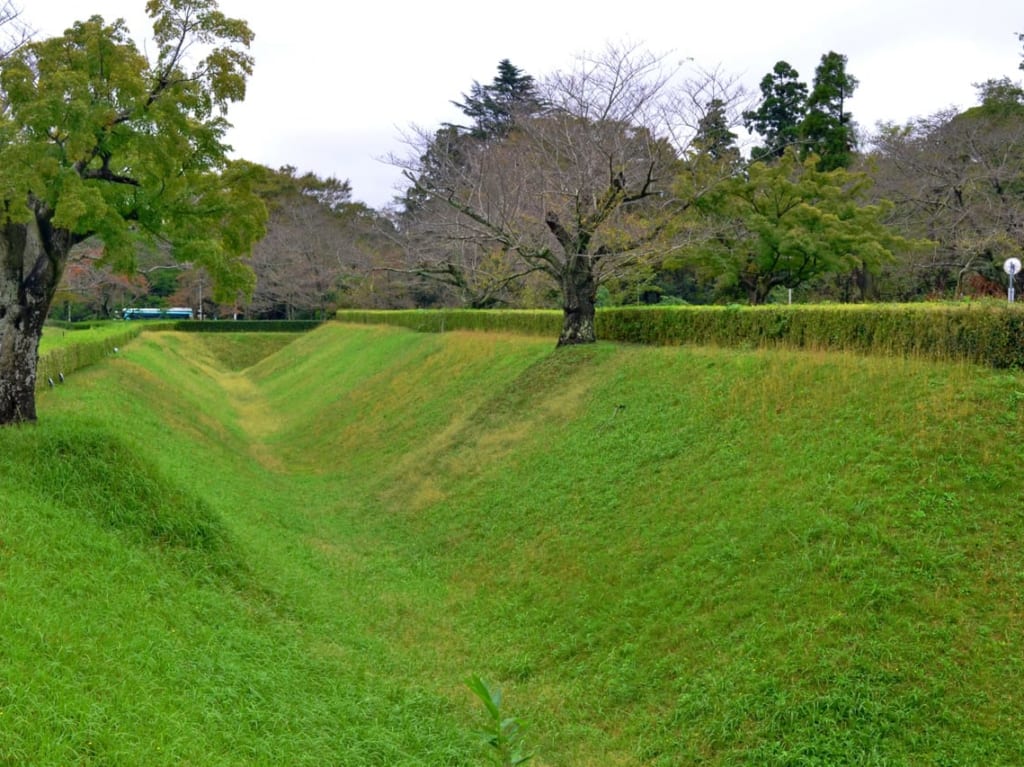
743,61,808,162
692,98,741,164
245,166,399,318
12,20,1024,358
397,46,692,344
869,101,1024,298
801,51,859,170
450,58,542,140
0,0,264,424
687,150,907,304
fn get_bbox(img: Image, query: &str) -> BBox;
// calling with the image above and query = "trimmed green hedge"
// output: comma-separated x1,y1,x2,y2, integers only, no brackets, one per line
337,304,1024,368
168,319,324,333
37,326,144,388
335,309,561,337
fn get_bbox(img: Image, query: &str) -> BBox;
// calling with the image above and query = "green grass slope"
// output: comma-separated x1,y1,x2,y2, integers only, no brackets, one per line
3,323,1023,765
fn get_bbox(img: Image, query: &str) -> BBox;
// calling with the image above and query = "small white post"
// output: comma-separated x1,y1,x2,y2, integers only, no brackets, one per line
1004,258,1021,304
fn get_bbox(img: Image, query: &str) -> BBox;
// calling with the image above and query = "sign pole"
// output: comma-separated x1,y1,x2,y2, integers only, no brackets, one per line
1004,258,1021,304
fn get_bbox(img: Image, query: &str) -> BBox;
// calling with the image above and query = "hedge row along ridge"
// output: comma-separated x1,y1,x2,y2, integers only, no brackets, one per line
335,304,1024,368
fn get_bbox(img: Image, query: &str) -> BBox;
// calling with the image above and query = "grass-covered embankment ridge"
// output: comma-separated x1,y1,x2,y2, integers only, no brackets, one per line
4,322,1024,765
338,302,1024,367
37,322,147,387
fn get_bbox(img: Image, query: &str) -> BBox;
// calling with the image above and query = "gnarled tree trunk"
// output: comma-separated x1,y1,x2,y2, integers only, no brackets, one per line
0,208,71,425
557,255,597,346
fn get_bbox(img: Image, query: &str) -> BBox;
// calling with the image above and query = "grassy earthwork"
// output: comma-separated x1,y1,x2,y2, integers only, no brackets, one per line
2,323,1023,764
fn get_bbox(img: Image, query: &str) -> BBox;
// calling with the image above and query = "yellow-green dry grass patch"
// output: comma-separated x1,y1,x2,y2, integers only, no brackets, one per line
248,324,556,475
6,322,1024,765
110,332,246,451
195,331,302,371
217,371,286,471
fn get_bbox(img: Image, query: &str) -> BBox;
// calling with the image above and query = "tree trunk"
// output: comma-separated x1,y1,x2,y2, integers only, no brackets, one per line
744,279,766,305
557,256,597,346
0,300,47,423
0,211,70,425
854,264,874,302
743,273,777,306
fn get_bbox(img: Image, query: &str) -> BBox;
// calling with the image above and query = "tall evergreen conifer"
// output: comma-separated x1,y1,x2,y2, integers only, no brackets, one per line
801,51,859,170
743,61,808,161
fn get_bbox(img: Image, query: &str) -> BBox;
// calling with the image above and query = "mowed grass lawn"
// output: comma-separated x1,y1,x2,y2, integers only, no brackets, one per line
2,322,1023,765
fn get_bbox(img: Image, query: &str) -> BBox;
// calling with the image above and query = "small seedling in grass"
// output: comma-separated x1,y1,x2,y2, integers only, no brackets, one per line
466,674,532,766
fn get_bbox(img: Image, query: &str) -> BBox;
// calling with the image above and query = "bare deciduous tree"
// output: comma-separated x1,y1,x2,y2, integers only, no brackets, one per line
869,100,1024,298
248,167,400,318
395,44,745,345
0,1,31,60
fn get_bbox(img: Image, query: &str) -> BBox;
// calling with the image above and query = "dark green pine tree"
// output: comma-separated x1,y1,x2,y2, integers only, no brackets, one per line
800,51,859,171
743,61,808,162
693,98,741,164
451,59,541,140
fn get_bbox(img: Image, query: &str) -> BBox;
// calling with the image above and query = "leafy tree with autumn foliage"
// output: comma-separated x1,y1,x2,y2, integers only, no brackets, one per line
0,0,265,423
53,243,149,319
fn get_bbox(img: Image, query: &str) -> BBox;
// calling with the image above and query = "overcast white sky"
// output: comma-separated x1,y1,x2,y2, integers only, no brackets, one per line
33,0,1024,209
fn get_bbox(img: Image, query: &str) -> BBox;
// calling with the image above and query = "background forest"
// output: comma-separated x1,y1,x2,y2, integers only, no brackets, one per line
51,26,1024,321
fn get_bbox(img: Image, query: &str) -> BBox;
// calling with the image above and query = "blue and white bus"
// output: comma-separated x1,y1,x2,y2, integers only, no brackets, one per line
121,307,194,320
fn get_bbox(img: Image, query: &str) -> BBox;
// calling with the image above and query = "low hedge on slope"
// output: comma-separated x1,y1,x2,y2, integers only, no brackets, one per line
336,303,1024,368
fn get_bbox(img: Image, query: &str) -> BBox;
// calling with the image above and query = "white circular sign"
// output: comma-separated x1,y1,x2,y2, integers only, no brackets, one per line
1005,258,1022,275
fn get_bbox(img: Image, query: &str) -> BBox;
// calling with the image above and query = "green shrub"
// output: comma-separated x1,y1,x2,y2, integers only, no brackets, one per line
170,319,324,333
37,326,144,388
336,309,562,337
339,304,1024,367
